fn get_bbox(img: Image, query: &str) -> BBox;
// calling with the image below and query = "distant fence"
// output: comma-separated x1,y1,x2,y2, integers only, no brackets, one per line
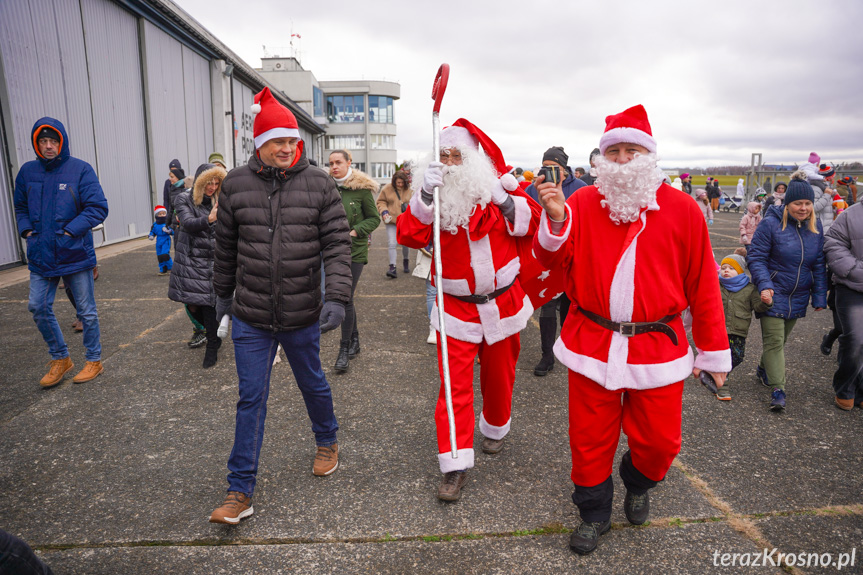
743,153,861,203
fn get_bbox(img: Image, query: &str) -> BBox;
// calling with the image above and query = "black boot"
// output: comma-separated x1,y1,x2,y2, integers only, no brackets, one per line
348,333,360,359
334,344,349,372
386,265,397,279
534,316,557,376
403,258,410,274
202,338,222,369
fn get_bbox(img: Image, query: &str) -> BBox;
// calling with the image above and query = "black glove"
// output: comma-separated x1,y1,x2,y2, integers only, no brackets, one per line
216,295,233,321
319,301,346,332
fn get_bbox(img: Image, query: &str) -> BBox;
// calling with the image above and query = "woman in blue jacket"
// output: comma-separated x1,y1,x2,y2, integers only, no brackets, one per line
747,174,827,411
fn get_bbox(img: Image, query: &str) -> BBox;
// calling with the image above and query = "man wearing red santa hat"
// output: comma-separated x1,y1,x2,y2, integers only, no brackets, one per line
397,119,536,502
533,105,731,554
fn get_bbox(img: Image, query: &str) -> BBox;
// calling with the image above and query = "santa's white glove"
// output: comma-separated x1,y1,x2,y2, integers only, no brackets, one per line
422,161,445,194
491,173,519,205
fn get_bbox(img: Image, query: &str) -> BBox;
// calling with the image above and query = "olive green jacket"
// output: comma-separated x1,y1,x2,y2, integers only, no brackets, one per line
720,282,772,338
336,169,381,264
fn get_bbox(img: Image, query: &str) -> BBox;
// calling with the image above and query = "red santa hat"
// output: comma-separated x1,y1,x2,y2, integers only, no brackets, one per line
598,104,657,155
439,118,509,177
250,87,300,149
154,205,167,216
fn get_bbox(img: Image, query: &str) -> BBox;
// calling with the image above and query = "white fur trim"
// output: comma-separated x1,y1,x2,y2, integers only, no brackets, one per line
409,190,435,225
254,127,300,148
476,294,533,345
504,195,531,237
499,173,518,192
694,348,732,374
439,448,474,473
250,103,261,115
495,257,520,288
479,413,511,440
468,235,496,295
599,127,657,155
439,278,472,296
430,304,484,343
440,126,476,151
537,205,572,252
554,338,695,391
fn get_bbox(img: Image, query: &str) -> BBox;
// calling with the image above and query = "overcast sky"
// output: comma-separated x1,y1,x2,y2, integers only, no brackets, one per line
175,0,862,170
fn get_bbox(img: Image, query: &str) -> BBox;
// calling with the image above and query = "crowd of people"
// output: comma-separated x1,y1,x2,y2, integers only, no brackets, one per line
10,89,862,563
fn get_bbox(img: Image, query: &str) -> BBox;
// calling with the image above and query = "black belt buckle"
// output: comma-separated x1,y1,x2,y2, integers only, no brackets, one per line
619,322,636,337
475,294,490,304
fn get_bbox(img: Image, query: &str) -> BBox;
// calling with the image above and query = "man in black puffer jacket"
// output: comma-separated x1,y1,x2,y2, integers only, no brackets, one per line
209,87,352,525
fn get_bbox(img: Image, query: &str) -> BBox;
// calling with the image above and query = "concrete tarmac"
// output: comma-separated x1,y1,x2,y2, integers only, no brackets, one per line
0,209,860,574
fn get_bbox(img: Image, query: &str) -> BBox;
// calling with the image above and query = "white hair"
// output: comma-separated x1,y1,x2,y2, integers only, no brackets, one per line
593,152,664,224
412,147,497,232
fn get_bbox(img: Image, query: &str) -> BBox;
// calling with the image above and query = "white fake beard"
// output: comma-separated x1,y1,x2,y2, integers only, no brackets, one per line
593,153,664,224
412,147,496,232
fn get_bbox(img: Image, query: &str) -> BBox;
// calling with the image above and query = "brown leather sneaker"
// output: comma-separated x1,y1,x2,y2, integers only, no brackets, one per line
481,437,505,454
72,320,84,332
313,444,339,476
209,491,253,524
437,470,468,502
72,361,103,384
40,357,74,388
835,396,854,411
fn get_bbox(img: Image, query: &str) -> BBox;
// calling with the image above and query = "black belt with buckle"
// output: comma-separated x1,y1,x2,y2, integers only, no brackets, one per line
578,308,679,346
450,281,514,305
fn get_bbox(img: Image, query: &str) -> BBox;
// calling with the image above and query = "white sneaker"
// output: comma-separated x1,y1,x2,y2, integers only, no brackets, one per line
427,327,436,345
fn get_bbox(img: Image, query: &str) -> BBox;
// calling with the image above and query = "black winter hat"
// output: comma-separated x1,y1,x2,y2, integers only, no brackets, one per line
785,179,814,205
36,126,61,143
169,158,182,170
170,167,185,181
543,146,569,168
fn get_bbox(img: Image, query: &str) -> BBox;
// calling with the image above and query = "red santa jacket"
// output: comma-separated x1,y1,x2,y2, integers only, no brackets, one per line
398,188,536,345
533,183,731,391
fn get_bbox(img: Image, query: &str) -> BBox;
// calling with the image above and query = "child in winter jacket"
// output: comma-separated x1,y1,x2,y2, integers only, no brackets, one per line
832,193,848,216
739,202,762,245
695,189,714,224
717,254,772,400
148,205,173,275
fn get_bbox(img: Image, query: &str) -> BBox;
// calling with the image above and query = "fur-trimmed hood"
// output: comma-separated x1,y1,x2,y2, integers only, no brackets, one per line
336,169,380,194
192,164,227,206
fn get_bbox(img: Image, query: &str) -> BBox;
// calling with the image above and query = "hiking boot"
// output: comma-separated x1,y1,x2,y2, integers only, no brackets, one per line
835,396,854,411
770,388,786,412
481,437,505,455
624,490,650,525
756,365,770,388
72,361,103,384
334,344,349,373
40,357,74,388
437,470,468,502
209,491,253,524
403,258,410,274
568,520,611,555
72,319,84,332
715,385,731,401
188,329,207,348
348,334,360,359
386,265,397,279
313,444,339,476
820,334,833,356
533,354,555,376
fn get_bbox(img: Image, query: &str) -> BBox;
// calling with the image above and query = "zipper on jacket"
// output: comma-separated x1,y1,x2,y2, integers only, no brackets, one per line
788,220,805,316
269,178,279,331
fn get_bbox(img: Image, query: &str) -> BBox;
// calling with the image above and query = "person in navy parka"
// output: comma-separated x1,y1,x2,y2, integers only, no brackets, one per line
13,117,109,388
747,173,827,412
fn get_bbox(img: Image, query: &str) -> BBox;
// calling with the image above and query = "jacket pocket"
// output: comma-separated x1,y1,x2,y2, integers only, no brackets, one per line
25,234,42,268
55,232,87,265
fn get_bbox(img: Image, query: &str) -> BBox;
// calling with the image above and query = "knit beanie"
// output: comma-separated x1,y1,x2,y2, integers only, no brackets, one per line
208,152,227,168
543,146,569,168
785,178,814,204
36,126,61,143
523,170,534,182
170,167,185,181
721,254,747,275
808,152,820,164
818,163,835,178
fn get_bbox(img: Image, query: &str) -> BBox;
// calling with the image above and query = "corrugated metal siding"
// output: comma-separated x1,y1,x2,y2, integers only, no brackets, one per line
182,45,213,168
232,80,255,167
80,0,151,241
0,125,19,266
142,20,191,187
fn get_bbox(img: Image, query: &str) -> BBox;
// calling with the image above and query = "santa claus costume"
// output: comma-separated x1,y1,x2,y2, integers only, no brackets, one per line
533,105,731,553
397,119,537,500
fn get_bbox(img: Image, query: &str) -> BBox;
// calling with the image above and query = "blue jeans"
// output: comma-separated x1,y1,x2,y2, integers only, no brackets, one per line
28,269,101,361
227,317,338,496
426,279,437,318
0,529,53,575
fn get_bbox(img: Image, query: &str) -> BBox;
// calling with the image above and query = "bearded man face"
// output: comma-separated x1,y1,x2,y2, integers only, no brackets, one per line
593,143,665,225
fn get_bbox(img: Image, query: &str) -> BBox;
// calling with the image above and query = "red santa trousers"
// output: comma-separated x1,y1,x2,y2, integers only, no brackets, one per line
568,371,684,487
435,332,520,473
